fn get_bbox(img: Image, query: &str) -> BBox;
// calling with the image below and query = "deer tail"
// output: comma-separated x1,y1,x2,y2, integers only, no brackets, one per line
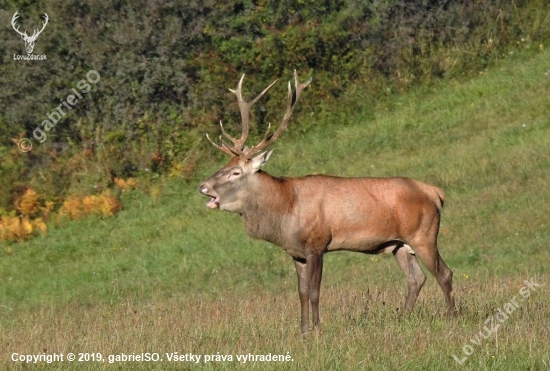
433,186,445,211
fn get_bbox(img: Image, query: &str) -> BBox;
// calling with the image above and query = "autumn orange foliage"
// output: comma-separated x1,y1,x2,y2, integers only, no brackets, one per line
114,177,138,191
1,189,49,241
1,187,123,242
58,191,121,220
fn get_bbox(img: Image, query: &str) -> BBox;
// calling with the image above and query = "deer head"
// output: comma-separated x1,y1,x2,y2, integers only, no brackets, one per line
199,71,311,213
11,11,49,54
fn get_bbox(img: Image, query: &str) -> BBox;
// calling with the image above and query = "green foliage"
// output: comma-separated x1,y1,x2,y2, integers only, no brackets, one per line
1,0,550,209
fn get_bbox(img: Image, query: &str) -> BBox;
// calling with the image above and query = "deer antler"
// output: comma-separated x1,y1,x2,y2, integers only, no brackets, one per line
207,75,278,156
11,11,27,38
207,71,311,159
245,70,311,158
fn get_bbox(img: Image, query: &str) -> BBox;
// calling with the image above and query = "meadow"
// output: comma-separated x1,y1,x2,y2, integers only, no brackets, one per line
1,47,549,370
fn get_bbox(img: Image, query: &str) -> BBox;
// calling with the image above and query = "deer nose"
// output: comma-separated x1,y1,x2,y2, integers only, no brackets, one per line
199,183,208,194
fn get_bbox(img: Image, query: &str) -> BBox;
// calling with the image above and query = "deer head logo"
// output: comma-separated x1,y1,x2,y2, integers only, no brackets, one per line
11,11,49,54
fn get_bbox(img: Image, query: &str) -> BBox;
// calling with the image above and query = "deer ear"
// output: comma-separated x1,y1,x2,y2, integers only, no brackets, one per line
250,149,274,172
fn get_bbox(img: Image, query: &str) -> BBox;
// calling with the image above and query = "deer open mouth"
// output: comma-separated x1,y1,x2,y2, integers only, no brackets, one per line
199,185,220,209
206,196,220,209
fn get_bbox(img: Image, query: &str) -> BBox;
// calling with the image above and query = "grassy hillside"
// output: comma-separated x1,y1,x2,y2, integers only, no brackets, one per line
1,48,549,370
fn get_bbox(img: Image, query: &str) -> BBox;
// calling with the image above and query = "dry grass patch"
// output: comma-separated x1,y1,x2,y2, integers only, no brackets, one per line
2,275,548,370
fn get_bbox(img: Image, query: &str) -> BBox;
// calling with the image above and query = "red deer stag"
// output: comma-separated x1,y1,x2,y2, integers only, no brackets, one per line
199,71,457,334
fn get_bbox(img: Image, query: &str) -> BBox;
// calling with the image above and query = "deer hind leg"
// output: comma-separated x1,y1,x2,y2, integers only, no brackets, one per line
393,245,426,313
293,257,310,334
412,243,457,316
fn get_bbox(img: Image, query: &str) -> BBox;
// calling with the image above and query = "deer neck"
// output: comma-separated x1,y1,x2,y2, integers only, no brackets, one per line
240,171,294,243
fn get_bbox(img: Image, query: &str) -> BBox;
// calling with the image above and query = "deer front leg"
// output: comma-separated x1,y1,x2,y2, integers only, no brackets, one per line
293,257,309,334
306,253,324,332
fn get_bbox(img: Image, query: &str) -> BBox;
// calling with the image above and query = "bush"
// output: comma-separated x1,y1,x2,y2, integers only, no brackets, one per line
1,0,549,211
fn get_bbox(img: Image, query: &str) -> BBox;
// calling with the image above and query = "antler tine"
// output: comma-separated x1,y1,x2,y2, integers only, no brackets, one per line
293,69,312,106
205,133,235,156
218,121,235,143
221,141,244,156
245,70,311,158
37,13,49,35
248,78,280,107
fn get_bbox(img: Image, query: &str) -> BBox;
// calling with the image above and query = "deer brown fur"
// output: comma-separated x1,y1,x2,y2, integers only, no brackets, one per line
199,71,457,334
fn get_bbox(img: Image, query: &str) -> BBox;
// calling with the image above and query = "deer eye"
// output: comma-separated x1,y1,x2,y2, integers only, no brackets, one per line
227,170,241,179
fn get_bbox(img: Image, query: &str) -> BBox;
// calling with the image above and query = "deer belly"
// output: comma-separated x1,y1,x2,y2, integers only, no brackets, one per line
327,233,397,253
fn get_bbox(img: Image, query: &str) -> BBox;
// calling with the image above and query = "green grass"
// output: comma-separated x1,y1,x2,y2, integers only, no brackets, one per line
1,48,549,370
